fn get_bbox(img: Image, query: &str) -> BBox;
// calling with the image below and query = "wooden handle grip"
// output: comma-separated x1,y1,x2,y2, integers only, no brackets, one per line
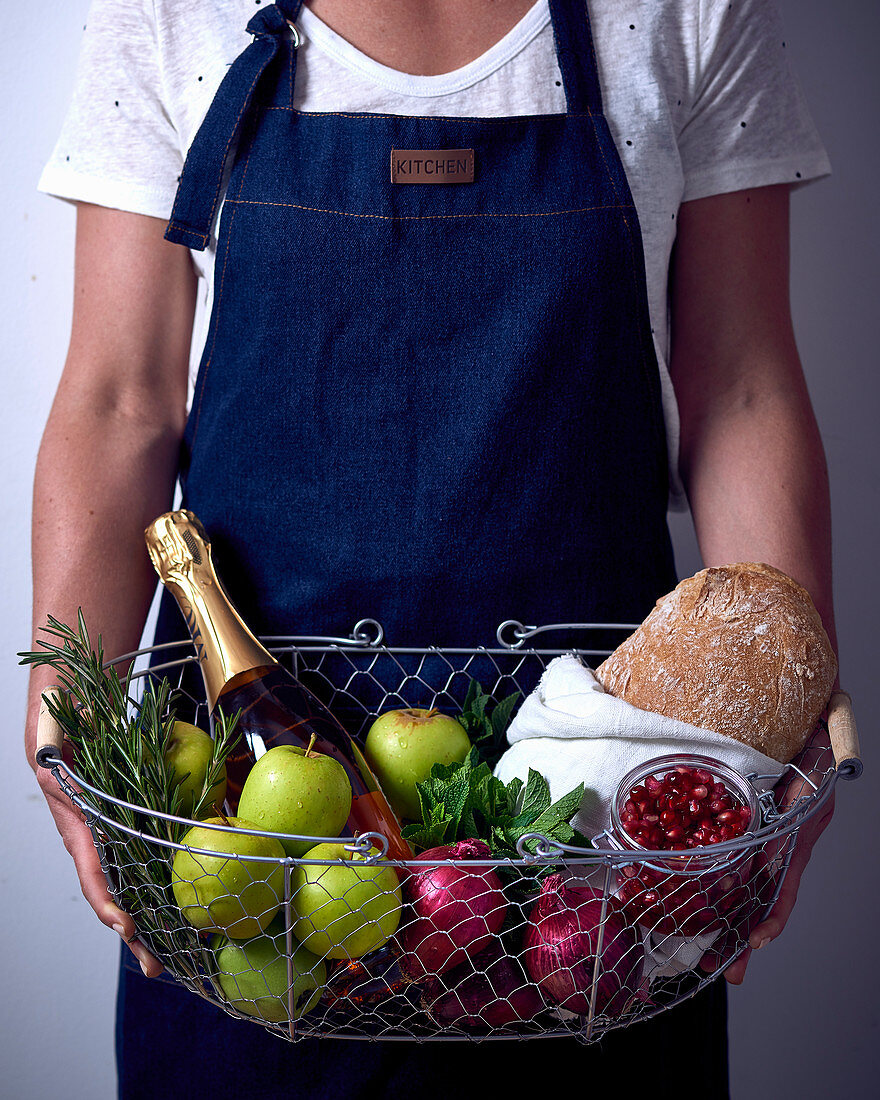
34,688,66,769
827,690,862,779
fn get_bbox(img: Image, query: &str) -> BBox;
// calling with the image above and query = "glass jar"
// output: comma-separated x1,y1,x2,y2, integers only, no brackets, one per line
609,754,760,939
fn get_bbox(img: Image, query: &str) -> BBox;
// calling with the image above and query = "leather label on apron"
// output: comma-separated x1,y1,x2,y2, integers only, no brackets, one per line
391,149,474,184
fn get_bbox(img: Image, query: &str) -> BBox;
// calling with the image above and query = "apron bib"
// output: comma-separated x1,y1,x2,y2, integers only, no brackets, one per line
157,0,676,650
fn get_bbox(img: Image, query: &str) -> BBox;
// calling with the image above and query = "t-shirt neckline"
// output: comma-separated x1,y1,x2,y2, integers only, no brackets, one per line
296,1,551,97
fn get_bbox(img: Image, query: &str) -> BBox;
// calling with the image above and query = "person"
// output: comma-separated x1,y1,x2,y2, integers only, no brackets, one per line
27,1,838,1097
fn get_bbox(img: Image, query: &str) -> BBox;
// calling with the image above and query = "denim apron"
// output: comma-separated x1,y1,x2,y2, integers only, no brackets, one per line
123,1,728,1096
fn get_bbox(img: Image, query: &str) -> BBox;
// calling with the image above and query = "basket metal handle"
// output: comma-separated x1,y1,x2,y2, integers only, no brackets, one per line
827,689,862,779
34,687,66,769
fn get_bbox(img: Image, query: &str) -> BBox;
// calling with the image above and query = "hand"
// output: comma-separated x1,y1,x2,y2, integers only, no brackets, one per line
700,729,835,984
32,743,164,978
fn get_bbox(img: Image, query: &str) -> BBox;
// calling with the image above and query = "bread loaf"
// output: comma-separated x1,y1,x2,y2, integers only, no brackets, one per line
594,563,837,763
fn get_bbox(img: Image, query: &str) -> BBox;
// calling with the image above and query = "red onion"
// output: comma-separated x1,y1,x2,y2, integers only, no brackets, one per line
425,941,545,1030
399,839,507,980
522,873,642,1017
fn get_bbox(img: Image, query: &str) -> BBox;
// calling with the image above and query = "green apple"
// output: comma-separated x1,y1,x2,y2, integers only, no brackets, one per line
237,743,353,857
291,842,402,960
164,721,227,818
172,816,285,939
364,708,471,820
212,917,326,1023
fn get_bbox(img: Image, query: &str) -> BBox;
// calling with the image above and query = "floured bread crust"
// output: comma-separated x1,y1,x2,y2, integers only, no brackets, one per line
595,563,837,763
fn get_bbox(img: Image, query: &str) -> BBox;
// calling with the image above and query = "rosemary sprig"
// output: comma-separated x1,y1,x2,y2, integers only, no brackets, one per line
20,612,241,980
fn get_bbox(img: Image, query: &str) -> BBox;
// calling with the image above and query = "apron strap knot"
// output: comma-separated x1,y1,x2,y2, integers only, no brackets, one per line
246,4,293,40
165,4,295,251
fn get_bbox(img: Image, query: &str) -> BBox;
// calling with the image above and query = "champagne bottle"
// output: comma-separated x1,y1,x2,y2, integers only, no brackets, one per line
144,509,412,861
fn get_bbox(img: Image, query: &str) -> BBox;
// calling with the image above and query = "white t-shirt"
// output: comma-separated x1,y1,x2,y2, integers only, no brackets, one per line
39,0,830,504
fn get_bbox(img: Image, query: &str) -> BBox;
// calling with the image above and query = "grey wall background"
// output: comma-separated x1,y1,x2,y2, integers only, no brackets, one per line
2,1,876,1097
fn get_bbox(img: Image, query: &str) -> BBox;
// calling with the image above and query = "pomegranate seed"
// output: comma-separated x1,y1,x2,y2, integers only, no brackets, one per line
660,810,677,825
646,775,663,793
688,799,702,814
710,798,731,813
643,813,660,824
717,810,740,825
691,784,709,800
695,769,713,785
665,826,684,841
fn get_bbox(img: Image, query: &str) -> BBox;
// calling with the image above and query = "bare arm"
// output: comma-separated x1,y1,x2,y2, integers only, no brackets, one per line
669,184,836,982
27,204,196,975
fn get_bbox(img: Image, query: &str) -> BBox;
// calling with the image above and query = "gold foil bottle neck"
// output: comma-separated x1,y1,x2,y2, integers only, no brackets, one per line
145,510,211,581
145,510,276,708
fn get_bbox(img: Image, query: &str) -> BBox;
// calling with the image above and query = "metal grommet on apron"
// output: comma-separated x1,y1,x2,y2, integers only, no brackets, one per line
132,3,726,1098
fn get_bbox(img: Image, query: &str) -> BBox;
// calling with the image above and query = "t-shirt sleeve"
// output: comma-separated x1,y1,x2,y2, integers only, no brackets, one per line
678,0,830,202
38,0,183,218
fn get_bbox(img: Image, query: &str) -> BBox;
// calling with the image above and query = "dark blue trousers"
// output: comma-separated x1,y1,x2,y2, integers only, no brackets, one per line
117,948,729,1099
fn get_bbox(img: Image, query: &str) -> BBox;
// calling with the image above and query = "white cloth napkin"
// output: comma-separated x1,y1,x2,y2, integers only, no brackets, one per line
494,654,784,841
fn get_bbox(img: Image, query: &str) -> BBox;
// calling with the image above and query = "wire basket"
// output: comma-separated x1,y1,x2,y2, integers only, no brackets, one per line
36,622,861,1045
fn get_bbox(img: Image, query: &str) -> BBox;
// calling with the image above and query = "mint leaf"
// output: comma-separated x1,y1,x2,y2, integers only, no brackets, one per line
531,782,585,833
419,755,473,824
526,783,587,848
504,775,524,817
402,801,454,851
515,769,552,823
491,690,520,744
456,680,521,769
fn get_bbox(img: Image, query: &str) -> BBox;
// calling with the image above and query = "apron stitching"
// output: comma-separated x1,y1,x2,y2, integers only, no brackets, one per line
256,106,596,123
189,217,236,447
166,222,208,244
584,110,666,463
188,115,260,449
172,50,273,244
224,198,634,220
581,0,606,116
200,61,272,244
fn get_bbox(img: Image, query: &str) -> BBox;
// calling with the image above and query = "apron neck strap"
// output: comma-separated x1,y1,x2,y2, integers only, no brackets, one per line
165,4,296,250
548,0,604,115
